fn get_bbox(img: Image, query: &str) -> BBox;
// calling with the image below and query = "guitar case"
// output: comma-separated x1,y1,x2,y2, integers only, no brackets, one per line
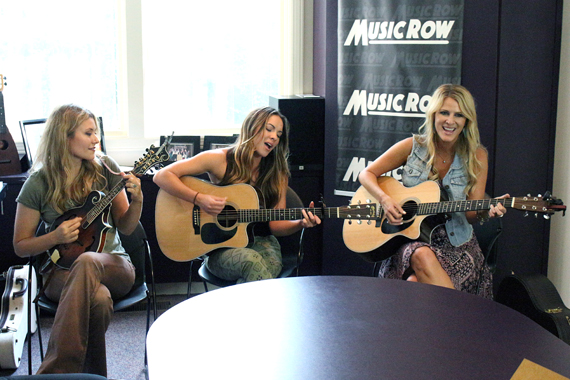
0,265,38,369
496,273,570,345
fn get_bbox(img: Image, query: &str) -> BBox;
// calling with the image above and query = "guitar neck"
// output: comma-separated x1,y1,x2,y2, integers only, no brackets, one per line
417,198,514,216
234,205,367,223
0,92,7,133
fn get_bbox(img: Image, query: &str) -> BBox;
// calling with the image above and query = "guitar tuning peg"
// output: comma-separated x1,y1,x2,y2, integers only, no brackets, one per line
524,211,529,217
534,213,538,218
544,214,551,220
527,194,531,197
538,194,542,198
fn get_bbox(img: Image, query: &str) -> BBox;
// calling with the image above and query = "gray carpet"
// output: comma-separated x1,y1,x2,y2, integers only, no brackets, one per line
0,295,187,380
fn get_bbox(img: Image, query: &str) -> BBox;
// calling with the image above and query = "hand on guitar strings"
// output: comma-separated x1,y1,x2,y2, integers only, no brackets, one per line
122,172,143,203
54,216,81,245
195,192,228,216
300,201,322,228
381,196,406,225
488,193,510,218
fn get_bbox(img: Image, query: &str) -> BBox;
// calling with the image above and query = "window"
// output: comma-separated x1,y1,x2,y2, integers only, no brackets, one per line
141,0,280,137
0,1,120,137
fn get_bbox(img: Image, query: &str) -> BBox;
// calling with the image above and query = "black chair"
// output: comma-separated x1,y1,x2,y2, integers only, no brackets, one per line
472,214,503,273
197,187,306,291
3,375,107,380
31,222,157,366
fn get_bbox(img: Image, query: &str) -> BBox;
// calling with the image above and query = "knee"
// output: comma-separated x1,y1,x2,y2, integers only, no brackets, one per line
410,247,440,271
92,285,113,318
72,252,104,272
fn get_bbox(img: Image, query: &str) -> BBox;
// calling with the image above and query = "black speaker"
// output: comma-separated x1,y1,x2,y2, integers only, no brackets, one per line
269,95,325,170
269,95,325,276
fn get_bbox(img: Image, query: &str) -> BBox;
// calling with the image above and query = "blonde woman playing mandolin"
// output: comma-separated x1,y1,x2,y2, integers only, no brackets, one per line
358,84,508,298
153,106,320,283
13,104,143,375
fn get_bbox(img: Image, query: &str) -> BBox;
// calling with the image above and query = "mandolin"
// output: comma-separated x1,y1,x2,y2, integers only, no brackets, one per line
343,176,566,262
47,136,172,269
0,74,22,175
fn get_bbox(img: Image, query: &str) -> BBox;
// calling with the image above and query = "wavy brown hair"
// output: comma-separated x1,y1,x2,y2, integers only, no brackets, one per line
32,104,105,213
416,84,485,195
220,107,290,208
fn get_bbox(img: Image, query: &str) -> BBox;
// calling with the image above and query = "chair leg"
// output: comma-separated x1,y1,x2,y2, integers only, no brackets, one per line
187,260,194,298
202,280,209,292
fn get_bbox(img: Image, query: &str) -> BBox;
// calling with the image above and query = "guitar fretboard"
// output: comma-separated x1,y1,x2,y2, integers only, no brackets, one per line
416,198,515,215
212,205,377,224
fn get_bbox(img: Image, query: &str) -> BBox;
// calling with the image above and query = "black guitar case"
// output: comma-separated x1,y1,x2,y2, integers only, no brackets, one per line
496,273,570,345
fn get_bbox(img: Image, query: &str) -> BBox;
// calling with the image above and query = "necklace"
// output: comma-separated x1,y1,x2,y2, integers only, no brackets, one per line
437,151,454,164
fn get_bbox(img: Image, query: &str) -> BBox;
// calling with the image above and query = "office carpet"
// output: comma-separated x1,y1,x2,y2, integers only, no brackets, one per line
0,295,188,380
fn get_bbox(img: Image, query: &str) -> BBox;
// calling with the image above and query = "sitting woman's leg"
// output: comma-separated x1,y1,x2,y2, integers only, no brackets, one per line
409,246,455,289
207,236,283,283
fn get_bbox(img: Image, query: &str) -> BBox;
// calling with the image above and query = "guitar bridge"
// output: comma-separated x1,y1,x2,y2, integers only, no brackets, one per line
192,205,200,235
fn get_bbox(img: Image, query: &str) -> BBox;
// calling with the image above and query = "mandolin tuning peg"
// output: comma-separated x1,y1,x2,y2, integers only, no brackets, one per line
544,214,551,220
527,194,531,197
538,194,542,198
524,211,529,217
534,213,538,218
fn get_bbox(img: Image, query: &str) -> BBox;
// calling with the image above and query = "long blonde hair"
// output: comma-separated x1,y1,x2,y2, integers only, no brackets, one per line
33,104,105,213
416,84,485,195
220,107,290,208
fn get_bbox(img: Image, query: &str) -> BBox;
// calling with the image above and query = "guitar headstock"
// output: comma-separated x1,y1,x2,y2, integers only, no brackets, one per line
132,133,174,175
511,193,566,219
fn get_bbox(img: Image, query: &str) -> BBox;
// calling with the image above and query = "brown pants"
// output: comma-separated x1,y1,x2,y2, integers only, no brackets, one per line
37,252,135,376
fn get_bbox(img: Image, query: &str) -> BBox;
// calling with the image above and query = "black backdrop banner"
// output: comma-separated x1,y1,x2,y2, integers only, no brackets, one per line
336,0,464,196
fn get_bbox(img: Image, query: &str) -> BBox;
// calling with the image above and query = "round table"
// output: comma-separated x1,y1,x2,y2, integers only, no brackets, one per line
147,276,570,379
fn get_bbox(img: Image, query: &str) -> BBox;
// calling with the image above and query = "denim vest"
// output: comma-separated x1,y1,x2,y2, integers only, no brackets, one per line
401,138,473,247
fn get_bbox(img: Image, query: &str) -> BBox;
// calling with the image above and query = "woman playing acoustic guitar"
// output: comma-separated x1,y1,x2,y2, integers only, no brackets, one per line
358,84,508,298
153,106,321,283
13,104,142,375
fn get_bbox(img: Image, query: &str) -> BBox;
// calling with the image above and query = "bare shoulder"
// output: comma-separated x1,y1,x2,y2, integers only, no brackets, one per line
160,148,228,178
475,145,489,162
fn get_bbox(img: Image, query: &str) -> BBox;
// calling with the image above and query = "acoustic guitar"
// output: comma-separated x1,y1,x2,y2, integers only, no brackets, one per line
155,176,368,262
0,74,22,176
47,137,172,269
343,176,566,262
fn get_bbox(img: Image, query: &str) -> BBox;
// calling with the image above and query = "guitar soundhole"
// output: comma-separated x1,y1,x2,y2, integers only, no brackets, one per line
380,200,417,234
217,205,238,228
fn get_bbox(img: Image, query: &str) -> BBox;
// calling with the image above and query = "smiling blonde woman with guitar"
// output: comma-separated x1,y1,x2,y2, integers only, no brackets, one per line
358,84,508,298
153,106,321,284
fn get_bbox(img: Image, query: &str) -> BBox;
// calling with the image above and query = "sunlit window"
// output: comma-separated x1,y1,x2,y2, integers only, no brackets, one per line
0,1,119,136
141,0,280,138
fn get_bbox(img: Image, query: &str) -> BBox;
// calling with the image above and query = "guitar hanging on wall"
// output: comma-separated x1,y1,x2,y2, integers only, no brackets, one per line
0,74,22,175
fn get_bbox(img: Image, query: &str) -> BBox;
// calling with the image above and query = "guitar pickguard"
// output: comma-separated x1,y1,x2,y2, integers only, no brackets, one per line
201,223,238,245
